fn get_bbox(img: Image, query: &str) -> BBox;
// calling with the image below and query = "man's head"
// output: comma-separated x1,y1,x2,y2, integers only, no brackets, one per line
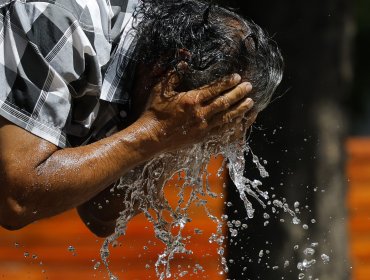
131,0,283,113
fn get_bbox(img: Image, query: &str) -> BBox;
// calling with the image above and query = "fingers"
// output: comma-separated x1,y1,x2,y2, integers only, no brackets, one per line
209,97,255,129
207,111,258,143
203,82,252,118
245,112,258,128
165,61,189,91
190,73,242,103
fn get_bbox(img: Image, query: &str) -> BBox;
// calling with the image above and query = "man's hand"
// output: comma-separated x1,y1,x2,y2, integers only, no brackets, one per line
135,72,254,153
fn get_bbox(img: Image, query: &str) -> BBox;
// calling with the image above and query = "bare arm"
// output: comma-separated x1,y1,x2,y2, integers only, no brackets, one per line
0,116,161,230
0,73,252,231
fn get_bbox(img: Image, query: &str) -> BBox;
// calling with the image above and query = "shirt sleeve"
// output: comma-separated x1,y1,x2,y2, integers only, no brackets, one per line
0,1,109,148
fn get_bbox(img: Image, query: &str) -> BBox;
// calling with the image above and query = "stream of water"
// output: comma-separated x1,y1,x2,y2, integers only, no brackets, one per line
99,126,329,280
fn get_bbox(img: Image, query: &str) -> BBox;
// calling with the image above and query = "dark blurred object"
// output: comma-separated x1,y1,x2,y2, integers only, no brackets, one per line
350,0,370,135
221,0,354,279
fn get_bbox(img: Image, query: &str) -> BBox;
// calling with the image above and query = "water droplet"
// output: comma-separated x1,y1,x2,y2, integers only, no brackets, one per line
230,229,238,237
292,217,301,225
179,270,188,277
93,261,101,270
311,242,319,247
68,245,75,252
321,254,330,264
303,248,315,256
67,245,76,256
302,259,315,269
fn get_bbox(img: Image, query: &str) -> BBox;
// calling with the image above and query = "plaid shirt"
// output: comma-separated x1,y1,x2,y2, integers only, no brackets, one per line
0,0,139,147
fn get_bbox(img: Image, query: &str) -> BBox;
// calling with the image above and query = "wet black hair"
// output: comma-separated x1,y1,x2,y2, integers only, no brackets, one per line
132,0,284,111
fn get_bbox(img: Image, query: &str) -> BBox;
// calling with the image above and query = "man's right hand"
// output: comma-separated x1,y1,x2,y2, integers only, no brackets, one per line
135,72,255,154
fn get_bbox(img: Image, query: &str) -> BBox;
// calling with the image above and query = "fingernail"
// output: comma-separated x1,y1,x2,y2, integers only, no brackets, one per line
244,82,252,90
245,98,254,107
232,73,241,82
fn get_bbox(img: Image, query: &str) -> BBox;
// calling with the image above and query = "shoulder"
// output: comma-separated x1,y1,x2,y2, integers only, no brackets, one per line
2,0,111,34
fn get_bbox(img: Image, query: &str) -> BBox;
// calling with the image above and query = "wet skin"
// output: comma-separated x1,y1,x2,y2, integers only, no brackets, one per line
0,70,255,232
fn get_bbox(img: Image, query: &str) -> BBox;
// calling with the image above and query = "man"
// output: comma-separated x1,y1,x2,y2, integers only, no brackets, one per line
0,0,283,233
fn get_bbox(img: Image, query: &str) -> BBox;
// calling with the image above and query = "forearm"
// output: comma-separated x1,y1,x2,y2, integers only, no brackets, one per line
0,116,160,229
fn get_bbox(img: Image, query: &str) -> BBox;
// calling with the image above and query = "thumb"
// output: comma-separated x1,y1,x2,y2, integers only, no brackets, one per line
164,70,181,92
164,61,189,92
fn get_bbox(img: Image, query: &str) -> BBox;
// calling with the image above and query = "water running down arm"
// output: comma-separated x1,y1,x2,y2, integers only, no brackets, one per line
0,74,254,231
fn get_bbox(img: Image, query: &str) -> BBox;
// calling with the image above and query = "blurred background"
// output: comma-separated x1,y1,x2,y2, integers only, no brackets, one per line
224,0,370,279
1,0,370,279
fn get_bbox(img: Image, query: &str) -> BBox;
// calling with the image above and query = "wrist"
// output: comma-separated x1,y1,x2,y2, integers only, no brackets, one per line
119,113,165,159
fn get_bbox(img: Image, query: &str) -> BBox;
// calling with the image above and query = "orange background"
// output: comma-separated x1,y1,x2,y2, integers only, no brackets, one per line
347,138,370,280
0,156,226,280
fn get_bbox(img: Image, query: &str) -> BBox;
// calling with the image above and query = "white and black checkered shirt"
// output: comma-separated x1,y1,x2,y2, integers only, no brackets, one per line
0,0,139,147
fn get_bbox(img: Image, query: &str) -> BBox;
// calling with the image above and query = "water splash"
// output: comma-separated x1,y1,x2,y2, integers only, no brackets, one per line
94,120,279,279
98,125,317,279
